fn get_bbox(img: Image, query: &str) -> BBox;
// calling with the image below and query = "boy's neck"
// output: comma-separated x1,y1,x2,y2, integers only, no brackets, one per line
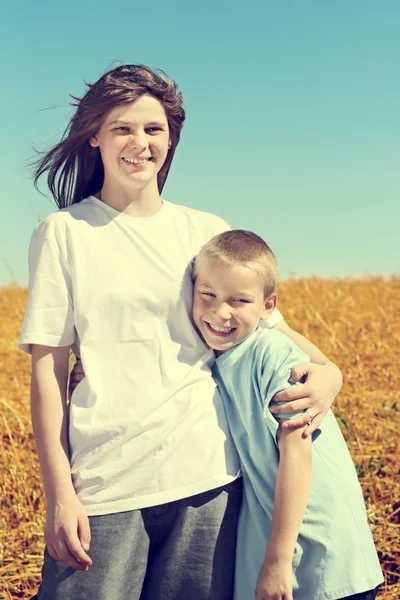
214,328,259,358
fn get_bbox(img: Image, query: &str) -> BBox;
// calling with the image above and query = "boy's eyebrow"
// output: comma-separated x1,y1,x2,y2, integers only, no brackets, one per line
196,282,255,299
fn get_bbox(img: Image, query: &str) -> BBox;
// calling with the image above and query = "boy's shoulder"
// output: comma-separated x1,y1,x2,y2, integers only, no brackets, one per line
238,328,310,372
218,328,308,372
250,327,301,357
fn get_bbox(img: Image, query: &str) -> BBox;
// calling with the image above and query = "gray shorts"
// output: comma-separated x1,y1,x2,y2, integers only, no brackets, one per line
32,479,242,600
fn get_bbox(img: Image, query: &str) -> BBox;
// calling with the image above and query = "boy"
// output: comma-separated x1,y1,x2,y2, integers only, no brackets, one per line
191,230,383,600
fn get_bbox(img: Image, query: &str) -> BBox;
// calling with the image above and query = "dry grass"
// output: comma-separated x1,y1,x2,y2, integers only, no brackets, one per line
1,279,399,599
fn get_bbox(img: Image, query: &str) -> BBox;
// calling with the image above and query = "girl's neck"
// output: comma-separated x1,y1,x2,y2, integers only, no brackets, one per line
99,181,162,218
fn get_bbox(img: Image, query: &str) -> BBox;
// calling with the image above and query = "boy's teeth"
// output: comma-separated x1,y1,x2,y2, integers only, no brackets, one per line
209,323,233,333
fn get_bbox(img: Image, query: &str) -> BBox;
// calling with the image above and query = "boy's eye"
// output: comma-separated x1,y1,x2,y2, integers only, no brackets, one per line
234,298,250,304
114,126,130,133
146,126,162,133
201,292,215,298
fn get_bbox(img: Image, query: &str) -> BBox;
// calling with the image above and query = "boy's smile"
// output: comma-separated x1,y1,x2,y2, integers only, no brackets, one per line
192,256,276,354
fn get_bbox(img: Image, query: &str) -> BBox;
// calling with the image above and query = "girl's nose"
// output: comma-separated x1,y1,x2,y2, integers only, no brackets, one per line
128,132,148,150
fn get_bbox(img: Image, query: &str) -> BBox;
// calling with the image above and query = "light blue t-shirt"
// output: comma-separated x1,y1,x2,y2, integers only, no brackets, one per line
213,328,383,600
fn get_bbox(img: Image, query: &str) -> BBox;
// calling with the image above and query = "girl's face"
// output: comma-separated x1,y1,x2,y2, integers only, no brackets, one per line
90,95,171,194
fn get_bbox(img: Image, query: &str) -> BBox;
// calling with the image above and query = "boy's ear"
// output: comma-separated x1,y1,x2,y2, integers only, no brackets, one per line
260,293,278,321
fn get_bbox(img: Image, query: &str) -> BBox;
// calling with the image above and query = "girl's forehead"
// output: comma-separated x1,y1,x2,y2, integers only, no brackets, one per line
107,96,168,124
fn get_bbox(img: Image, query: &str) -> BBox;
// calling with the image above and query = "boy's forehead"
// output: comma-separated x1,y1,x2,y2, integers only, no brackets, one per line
195,259,264,291
195,255,228,278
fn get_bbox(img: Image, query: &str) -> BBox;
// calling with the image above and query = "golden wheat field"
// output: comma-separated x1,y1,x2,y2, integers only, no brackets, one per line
1,279,399,600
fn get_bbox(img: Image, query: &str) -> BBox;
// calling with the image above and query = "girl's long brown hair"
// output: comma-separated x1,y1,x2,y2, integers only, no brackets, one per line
34,65,186,209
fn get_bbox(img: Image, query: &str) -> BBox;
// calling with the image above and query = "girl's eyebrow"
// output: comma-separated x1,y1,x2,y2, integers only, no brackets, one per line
146,121,167,127
108,119,167,127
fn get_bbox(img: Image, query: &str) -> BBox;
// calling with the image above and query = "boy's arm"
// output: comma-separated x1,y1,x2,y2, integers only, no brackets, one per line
271,321,342,437
273,320,329,365
256,424,312,600
31,345,92,571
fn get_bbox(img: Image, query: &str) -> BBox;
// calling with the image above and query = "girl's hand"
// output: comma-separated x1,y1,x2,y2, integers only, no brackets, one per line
45,492,92,571
69,358,85,399
255,559,293,600
270,361,342,437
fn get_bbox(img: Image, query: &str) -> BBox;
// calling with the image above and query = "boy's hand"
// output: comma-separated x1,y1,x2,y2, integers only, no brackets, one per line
255,558,293,600
45,491,92,571
69,359,85,399
270,361,342,437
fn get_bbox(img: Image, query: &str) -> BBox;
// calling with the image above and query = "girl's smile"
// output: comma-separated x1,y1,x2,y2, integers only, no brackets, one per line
89,95,171,202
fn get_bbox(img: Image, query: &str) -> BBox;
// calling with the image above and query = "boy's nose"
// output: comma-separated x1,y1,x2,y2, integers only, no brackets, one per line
214,304,232,321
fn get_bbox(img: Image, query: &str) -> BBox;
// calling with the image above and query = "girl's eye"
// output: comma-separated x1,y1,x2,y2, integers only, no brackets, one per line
146,126,162,133
201,292,215,298
114,127,130,133
234,298,250,304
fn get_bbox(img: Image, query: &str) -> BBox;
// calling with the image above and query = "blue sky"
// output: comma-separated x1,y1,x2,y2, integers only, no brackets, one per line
1,0,399,284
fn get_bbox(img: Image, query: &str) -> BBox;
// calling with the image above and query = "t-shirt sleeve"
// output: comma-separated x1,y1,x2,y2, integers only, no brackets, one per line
19,223,75,354
260,307,284,329
211,215,231,236
259,342,310,423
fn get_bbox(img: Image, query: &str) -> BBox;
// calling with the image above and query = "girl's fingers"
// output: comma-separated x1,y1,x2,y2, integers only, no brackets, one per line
281,411,323,438
280,412,312,430
65,535,92,568
270,398,310,414
302,412,323,438
288,362,313,383
273,385,308,403
64,522,92,566
50,538,90,571
78,514,91,552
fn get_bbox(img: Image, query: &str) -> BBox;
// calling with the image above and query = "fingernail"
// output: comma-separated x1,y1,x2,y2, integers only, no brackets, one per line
83,543,90,551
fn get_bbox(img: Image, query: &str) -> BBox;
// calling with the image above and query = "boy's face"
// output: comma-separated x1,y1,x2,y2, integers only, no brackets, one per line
192,256,276,354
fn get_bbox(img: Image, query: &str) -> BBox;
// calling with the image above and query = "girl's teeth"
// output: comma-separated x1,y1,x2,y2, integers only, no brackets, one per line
124,158,147,164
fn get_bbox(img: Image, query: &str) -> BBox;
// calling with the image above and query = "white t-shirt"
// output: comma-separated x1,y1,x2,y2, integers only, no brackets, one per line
20,196,283,516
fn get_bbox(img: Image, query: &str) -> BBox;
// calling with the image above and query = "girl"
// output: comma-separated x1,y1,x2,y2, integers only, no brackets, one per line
20,64,342,600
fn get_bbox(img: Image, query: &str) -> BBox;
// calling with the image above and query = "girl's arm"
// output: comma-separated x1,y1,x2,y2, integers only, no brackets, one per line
255,424,312,600
271,321,342,437
31,345,92,571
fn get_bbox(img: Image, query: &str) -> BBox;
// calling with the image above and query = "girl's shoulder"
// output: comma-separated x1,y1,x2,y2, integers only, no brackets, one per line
164,200,230,237
30,198,97,250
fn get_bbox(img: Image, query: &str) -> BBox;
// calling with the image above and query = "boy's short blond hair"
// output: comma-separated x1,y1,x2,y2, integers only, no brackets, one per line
193,230,277,297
